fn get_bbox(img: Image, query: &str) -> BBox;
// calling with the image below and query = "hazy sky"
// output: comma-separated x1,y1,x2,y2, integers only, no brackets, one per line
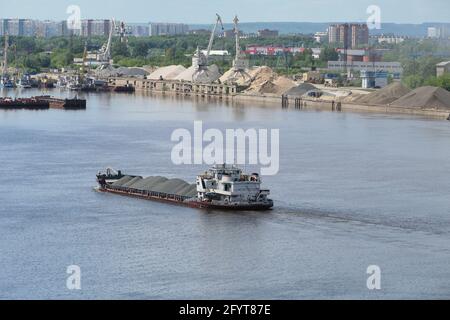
1,0,449,23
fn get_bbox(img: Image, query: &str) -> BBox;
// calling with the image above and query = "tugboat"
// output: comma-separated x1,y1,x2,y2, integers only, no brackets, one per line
96,165,274,211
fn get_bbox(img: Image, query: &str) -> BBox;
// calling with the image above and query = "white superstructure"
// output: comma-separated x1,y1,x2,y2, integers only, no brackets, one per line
196,164,271,205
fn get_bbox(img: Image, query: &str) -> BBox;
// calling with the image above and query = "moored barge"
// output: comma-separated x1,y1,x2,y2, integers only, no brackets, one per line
0,96,87,110
34,96,87,110
0,97,49,110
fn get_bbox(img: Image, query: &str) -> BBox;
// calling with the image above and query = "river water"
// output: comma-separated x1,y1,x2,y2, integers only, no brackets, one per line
1,88,449,299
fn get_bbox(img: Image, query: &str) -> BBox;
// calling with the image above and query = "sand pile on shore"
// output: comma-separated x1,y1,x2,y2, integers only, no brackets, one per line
147,65,186,80
353,82,411,105
391,86,450,110
244,66,295,95
219,68,253,85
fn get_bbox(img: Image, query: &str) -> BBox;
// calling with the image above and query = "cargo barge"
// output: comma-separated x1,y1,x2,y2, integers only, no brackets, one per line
96,165,274,211
0,97,49,109
34,96,87,110
0,96,86,110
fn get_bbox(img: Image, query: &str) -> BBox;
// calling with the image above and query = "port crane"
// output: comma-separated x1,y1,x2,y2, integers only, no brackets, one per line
205,14,224,63
228,15,251,85
193,14,224,83
97,19,116,70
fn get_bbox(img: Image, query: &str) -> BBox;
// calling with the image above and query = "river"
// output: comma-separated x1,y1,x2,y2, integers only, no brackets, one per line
1,88,449,299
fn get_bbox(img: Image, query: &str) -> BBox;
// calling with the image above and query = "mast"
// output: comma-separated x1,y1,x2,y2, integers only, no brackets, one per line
234,15,240,61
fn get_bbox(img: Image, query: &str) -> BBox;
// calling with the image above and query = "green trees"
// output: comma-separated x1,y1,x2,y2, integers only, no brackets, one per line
381,39,450,91
112,41,129,57
319,47,338,62
425,74,450,91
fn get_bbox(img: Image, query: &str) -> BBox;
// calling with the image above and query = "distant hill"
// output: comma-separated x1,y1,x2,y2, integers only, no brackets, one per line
189,22,450,37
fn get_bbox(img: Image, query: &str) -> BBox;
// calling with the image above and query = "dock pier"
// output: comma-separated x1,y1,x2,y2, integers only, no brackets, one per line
108,78,238,98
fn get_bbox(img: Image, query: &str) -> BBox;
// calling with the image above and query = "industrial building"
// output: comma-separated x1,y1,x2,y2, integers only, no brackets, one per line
245,45,305,56
314,32,328,43
361,70,389,89
336,49,382,63
376,34,407,45
327,61,403,77
436,61,450,77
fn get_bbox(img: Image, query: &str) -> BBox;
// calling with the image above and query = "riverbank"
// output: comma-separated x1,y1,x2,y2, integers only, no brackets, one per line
108,76,450,120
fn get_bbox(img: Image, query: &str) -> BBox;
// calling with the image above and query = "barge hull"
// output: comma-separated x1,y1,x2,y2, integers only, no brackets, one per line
98,187,273,211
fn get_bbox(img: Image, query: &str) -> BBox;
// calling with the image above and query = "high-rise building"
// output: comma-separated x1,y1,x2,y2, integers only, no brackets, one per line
351,24,369,48
35,20,62,38
0,19,9,36
328,23,369,48
81,19,111,37
2,19,25,36
428,25,450,39
130,24,150,37
23,19,36,36
328,25,338,43
149,23,189,36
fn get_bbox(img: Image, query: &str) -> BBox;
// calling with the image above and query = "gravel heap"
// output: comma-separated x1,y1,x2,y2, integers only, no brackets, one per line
283,83,318,97
112,176,197,198
353,82,411,105
97,66,149,78
391,86,450,110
